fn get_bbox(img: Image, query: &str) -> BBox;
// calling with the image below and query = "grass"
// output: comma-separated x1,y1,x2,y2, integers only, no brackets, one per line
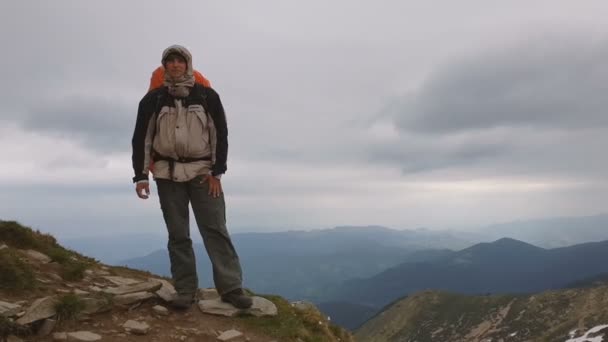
0,220,93,282
54,294,86,321
239,294,353,342
0,248,37,291
0,315,31,339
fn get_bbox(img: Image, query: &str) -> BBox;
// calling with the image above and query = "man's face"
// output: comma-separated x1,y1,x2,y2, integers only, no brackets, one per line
165,54,187,79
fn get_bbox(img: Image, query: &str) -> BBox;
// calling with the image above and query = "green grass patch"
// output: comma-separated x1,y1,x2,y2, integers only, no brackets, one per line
0,249,37,290
0,315,31,339
239,295,352,342
55,294,86,321
60,260,88,281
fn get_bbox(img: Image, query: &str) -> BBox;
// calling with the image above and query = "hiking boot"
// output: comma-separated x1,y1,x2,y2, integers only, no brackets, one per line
221,288,253,309
169,293,195,310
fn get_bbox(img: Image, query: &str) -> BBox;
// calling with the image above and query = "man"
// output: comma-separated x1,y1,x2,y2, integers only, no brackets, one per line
131,44,252,310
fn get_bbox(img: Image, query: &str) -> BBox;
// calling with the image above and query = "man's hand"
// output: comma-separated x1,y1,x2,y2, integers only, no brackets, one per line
135,181,150,199
205,175,222,198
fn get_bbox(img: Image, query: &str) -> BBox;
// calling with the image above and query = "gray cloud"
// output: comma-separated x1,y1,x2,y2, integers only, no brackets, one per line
19,96,134,153
391,37,608,134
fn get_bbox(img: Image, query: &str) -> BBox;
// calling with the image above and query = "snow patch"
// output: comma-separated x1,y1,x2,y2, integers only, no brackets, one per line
566,324,608,342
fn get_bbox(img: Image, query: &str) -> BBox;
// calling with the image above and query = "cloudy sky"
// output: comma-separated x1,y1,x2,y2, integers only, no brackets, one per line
1,1,607,238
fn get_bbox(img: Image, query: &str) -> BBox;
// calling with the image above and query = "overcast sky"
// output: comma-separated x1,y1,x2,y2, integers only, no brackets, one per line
1,1,607,238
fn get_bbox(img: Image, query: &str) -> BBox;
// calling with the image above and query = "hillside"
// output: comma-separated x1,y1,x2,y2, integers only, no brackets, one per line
0,221,353,342
356,284,608,342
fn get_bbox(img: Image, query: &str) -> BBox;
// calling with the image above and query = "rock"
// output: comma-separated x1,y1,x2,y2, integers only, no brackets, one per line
52,332,68,341
73,289,89,295
7,335,24,342
152,305,169,316
84,269,94,275
88,285,103,292
103,276,142,286
46,273,64,282
291,300,316,311
198,288,220,300
0,300,22,317
113,291,155,306
154,279,177,302
16,296,58,325
37,318,57,336
24,249,52,263
198,296,278,317
0,243,7,250
66,331,102,341
217,329,243,341
123,320,150,335
103,279,162,295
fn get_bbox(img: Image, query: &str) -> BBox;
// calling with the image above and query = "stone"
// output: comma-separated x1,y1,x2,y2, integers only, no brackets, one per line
113,291,155,306
103,279,162,295
37,318,57,336
217,329,243,341
24,249,52,263
0,300,22,317
66,331,102,341
198,288,220,300
123,320,150,335
88,286,103,292
16,296,58,325
46,273,64,282
152,305,169,316
291,300,316,311
0,243,8,250
154,279,177,302
52,332,68,341
7,335,24,342
198,296,277,317
103,276,142,286
73,289,89,295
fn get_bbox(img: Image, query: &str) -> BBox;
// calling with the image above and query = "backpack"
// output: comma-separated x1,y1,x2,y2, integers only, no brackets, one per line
148,66,211,91
147,67,212,174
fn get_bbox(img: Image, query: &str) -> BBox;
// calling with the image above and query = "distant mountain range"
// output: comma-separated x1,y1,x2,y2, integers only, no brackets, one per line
119,226,473,302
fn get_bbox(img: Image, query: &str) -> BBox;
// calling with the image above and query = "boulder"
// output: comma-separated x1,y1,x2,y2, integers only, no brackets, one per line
16,296,58,325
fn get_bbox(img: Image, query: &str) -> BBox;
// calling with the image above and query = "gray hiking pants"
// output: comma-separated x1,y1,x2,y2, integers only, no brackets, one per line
156,175,243,296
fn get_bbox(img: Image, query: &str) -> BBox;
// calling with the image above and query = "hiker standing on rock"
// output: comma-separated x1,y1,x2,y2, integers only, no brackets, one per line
131,44,252,310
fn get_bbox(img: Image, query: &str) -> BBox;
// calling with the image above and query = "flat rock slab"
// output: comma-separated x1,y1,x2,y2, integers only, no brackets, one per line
103,276,142,286
66,331,102,341
198,288,220,300
198,296,277,317
123,320,150,335
17,296,58,325
81,298,111,315
217,329,243,341
113,291,154,306
103,279,161,295
153,279,177,302
24,249,52,263
0,300,22,317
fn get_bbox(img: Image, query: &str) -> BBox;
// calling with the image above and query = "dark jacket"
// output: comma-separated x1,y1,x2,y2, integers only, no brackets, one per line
131,84,228,182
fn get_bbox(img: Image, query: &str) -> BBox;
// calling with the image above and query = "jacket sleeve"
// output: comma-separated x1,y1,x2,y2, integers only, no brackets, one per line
131,92,156,183
207,89,228,176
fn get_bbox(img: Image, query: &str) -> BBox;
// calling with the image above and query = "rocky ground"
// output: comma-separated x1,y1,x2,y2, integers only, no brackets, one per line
0,222,352,342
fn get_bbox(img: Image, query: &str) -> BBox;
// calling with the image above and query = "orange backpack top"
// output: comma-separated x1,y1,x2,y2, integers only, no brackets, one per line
148,66,211,91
